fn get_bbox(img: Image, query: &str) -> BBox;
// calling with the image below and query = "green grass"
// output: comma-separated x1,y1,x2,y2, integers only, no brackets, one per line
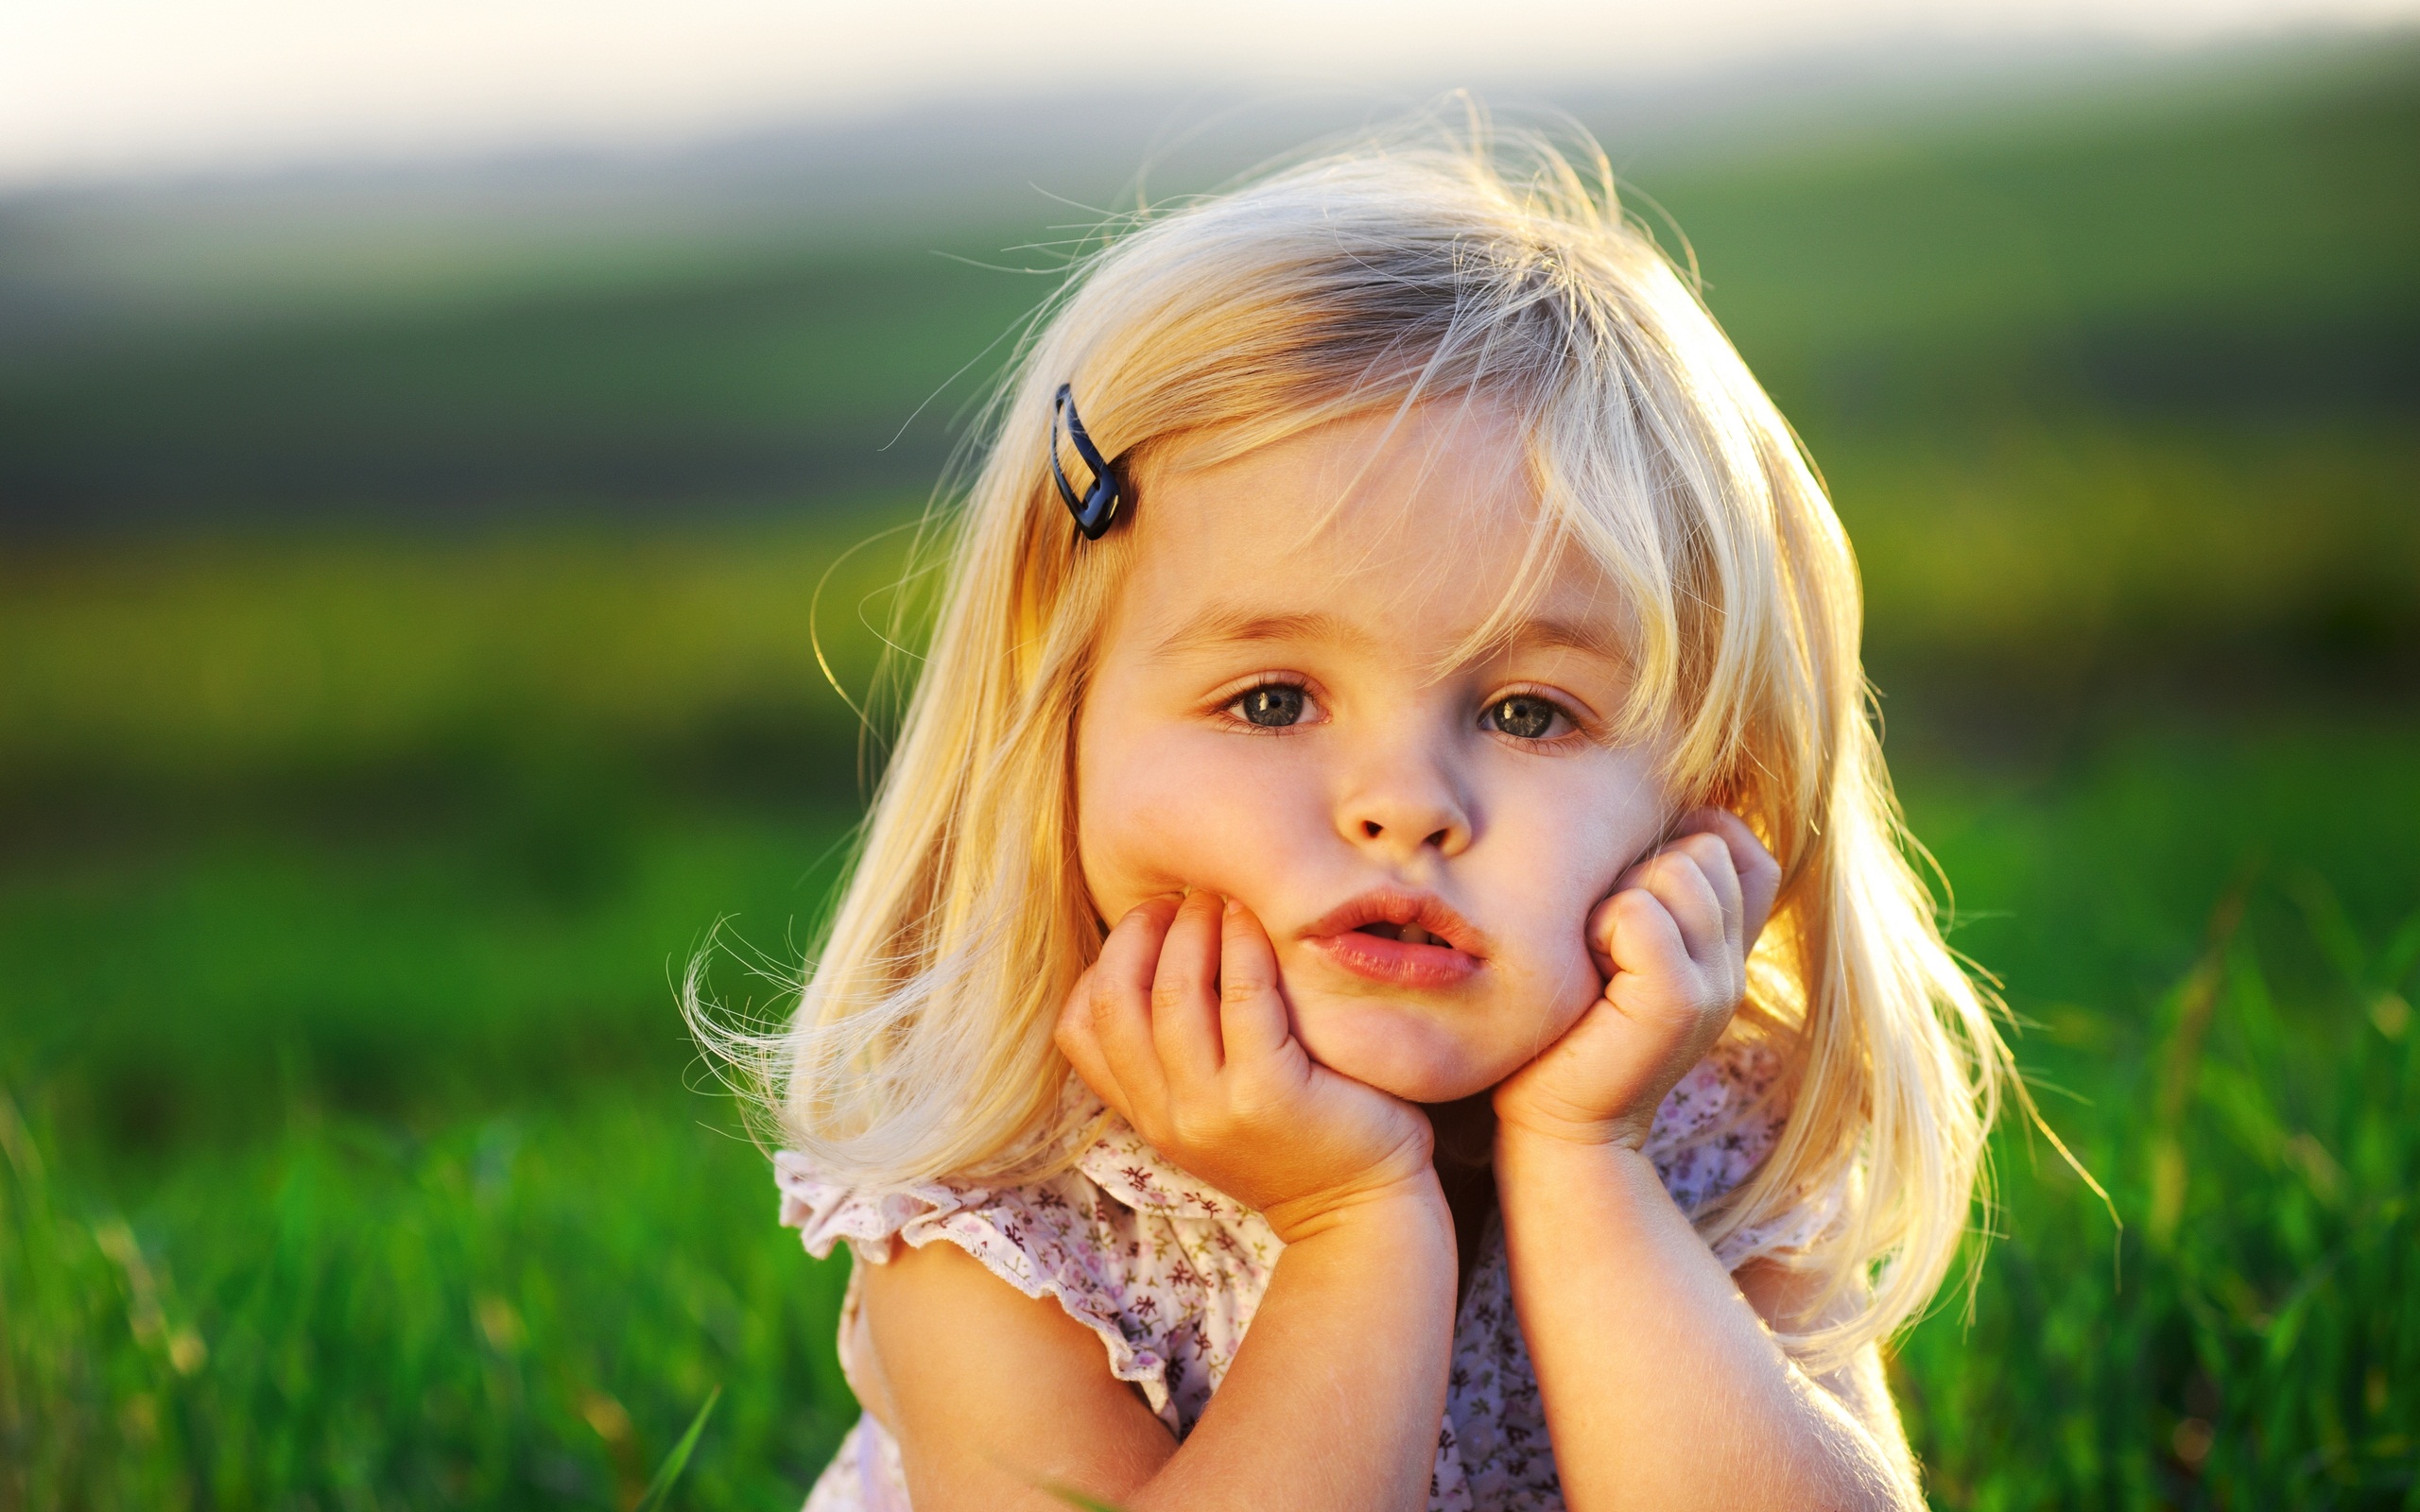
0,512,925,790
4,1091,855,1508
1892,730,2420,1506
1,783,865,1151
1897,888,2420,1507
2,788,871,1507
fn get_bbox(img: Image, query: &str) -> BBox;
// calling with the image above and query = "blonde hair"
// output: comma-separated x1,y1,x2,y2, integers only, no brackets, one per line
694,112,2011,1370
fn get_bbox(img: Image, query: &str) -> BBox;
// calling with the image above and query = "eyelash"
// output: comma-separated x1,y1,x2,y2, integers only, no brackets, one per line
1214,676,1320,735
1211,678,1596,747
1481,685,1595,748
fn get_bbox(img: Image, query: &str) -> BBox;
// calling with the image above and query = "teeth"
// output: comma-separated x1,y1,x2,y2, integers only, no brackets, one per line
1400,924,1434,946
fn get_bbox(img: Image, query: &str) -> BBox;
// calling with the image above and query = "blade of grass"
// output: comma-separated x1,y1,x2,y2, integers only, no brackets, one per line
2149,868,2255,1248
631,1383,720,1512
2374,904,2420,994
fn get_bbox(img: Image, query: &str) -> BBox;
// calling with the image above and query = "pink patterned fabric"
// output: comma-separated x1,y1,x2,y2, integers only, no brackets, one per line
788,1036,1820,1512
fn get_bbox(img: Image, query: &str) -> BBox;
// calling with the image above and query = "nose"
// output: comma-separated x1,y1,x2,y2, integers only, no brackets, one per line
1337,736,1474,864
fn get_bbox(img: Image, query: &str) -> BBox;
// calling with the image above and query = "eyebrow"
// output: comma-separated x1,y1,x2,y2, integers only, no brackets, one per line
1150,608,1376,661
1500,615,1631,666
1150,605,1626,667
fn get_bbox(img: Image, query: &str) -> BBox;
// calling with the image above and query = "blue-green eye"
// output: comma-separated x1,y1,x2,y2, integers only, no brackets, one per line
1237,684,1307,728
1485,695,1564,740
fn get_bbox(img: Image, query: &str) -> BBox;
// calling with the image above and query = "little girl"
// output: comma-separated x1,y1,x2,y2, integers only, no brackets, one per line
714,120,2006,1511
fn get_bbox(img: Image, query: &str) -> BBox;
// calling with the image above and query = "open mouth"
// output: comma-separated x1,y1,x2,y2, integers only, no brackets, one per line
1305,891,1487,989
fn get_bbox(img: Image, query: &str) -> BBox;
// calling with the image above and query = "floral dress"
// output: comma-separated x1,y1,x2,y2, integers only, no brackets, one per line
780,1037,1819,1512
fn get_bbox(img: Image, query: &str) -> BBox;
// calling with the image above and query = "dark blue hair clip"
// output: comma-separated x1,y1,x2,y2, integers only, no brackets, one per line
1050,383,1124,541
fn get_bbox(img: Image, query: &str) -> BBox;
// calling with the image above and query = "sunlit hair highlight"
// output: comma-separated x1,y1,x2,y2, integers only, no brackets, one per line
690,110,2014,1371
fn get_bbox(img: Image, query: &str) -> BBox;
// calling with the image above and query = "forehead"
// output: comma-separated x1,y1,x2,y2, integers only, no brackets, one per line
1116,404,1622,658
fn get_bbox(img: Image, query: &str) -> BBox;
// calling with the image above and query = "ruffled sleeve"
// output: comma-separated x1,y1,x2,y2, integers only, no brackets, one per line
774,1143,1276,1435
775,1155,995,1266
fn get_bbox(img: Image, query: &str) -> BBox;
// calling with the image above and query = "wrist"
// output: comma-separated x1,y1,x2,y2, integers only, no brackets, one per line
1261,1167,1450,1247
1495,1120,1664,1198
1492,1135,1686,1295
1492,1103,1655,1156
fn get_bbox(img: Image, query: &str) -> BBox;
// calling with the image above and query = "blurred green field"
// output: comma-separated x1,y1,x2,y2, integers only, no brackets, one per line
3,40,2416,1510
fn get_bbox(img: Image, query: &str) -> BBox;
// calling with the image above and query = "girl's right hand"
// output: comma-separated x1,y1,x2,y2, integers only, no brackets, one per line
1055,891,1439,1243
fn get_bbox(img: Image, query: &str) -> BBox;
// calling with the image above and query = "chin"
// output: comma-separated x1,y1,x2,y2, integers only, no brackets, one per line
1291,998,1507,1105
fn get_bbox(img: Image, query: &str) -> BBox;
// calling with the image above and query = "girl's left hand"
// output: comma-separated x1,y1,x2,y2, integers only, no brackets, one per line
1493,808,1782,1152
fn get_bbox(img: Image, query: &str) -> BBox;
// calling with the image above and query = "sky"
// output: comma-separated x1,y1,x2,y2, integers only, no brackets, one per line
5,0,2417,189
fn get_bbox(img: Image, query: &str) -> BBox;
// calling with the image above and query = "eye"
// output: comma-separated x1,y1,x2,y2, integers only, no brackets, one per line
1483,694,1567,741
1236,683,1309,728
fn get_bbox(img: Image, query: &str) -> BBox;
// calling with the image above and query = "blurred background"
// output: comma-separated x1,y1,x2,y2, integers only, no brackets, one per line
3,2,2416,1506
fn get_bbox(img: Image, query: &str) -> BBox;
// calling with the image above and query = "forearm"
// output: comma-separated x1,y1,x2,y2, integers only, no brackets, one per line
1495,1134,1917,1512
1134,1177,1457,1512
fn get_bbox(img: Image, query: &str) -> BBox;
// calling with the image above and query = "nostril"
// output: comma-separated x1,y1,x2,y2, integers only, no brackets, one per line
1362,820,1383,838
1426,828,1451,849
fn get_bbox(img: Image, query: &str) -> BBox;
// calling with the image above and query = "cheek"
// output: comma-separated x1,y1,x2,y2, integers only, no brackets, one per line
1077,728,1325,917
1489,760,1658,912
1477,758,1664,1007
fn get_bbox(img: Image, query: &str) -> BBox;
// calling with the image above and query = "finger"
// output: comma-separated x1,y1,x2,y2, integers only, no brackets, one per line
1090,899,1179,1118
1584,889,1623,979
1671,829,1747,959
1055,969,1135,1123
1218,896,1293,1066
1598,885,1691,995
1639,840,1732,968
1592,840,1682,963
1150,891,1227,1089
1683,807,1781,952
1094,893,1184,997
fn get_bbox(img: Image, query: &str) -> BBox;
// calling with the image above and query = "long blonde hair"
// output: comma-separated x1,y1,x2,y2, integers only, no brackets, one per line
694,112,2011,1369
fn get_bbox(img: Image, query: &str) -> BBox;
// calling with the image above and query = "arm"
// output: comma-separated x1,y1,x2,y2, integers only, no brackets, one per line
1492,811,1920,1512
1735,1259,1922,1491
859,892,1457,1512
1495,1135,1918,1511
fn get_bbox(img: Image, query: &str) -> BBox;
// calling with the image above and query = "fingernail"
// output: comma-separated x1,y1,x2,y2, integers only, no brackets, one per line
1223,896,1240,919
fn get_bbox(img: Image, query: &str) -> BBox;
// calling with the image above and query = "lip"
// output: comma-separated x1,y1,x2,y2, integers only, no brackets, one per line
1302,888,1488,990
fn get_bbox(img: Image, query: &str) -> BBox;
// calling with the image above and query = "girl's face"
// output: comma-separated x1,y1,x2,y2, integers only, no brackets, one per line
1076,404,1670,1105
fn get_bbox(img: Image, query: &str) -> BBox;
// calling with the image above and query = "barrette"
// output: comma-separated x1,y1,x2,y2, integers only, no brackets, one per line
1050,383,1124,541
